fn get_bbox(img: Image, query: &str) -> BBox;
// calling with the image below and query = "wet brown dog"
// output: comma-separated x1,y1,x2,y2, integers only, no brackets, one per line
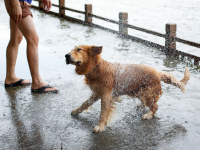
65,45,190,133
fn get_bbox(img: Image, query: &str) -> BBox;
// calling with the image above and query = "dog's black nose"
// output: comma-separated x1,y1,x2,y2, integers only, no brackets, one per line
65,54,71,64
65,54,70,58
65,54,71,60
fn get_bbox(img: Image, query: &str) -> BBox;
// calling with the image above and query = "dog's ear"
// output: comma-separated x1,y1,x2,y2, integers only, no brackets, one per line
92,46,102,55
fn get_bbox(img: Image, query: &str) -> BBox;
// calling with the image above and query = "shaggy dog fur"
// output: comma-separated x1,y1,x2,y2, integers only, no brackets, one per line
65,45,190,132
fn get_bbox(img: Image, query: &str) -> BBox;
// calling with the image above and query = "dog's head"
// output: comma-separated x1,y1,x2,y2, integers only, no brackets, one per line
65,45,102,75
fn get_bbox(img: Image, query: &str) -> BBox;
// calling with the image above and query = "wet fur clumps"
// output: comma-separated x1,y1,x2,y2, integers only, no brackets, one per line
66,45,190,133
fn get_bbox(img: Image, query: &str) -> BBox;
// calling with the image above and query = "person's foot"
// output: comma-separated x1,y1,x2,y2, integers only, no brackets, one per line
5,77,31,85
31,80,58,93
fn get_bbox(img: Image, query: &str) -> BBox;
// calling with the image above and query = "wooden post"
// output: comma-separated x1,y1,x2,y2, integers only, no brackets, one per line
165,24,176,54
119,12,128,34
194,59,199,65
85,4,92,23
181,55,185,61
39,0,43,10
59,0,65,16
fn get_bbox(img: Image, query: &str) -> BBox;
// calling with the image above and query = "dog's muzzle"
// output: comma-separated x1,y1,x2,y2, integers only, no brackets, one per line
65,54,71,64
65,53,81,64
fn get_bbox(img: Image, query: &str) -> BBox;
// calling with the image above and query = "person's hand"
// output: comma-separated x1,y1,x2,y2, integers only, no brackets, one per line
42,0,52,12
11,4,22,24
5,0,22,24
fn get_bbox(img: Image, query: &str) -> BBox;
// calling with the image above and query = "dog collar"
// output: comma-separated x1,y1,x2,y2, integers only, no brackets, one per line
87,63,101,76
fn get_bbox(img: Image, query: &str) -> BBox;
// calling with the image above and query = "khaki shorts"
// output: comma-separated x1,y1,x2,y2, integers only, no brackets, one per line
4,1,33,19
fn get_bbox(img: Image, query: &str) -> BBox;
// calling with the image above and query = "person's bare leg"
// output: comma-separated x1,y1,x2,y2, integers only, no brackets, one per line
17,16,57,92
5,18,31,85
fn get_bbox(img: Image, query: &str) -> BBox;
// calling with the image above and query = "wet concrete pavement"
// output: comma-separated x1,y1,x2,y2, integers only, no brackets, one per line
1,1,200,149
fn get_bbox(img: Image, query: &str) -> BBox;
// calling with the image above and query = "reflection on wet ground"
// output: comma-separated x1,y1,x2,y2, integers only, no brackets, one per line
4,87,43,149
0,84,189,150
0,1,200,149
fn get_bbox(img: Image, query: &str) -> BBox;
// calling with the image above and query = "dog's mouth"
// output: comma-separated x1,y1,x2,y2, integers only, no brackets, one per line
65,54,81,65
66,60,81,65
66,58,70,65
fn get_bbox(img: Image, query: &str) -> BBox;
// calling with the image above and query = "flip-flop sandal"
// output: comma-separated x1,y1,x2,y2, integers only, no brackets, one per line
31,85,58,93
5,79,31,87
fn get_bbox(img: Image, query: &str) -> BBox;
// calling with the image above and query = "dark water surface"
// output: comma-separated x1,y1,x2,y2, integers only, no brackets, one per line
0,1,200,149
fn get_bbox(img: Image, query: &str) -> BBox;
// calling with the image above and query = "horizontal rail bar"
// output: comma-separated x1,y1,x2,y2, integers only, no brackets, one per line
32,1,60,9
47,10,60,16
31,5,39,9
32,5,85,23
63,15,86,24
31,5,61,17
62,6,85,14
31,5,60,16
124,34,165,50
90,23,119,34
125,24,166,38
91,14,119,25
174,37,200,48
32,0,85,14
174,49,200,61
52,4,59,7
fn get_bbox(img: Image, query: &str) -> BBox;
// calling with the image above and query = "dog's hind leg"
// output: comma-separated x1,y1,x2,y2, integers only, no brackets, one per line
142,100,158,120
71,93,99,115
138,84,162,120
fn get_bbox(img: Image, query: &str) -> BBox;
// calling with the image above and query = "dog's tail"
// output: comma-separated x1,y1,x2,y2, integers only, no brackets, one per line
107,96,125,125
159,68,190,93
107,97,124,125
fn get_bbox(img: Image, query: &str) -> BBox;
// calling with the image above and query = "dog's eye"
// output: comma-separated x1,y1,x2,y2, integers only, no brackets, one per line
77,48,82,52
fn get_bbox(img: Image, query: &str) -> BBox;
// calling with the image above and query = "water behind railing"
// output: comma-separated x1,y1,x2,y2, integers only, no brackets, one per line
33,0,200,56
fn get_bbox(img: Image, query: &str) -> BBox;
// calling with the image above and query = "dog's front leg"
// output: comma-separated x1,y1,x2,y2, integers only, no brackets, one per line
71,93,99,115
93,94,112,133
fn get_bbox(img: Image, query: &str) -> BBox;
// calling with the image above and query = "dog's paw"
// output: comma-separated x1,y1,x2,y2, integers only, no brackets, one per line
71,108,80,115
93,124,105,133
142,111,153,120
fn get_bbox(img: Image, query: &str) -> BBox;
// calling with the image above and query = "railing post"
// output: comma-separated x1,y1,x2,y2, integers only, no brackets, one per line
39,0,43,10
85,4,92,24
194,59,199,65
59,0,65,16
119,12,128,35
165,24,176,54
